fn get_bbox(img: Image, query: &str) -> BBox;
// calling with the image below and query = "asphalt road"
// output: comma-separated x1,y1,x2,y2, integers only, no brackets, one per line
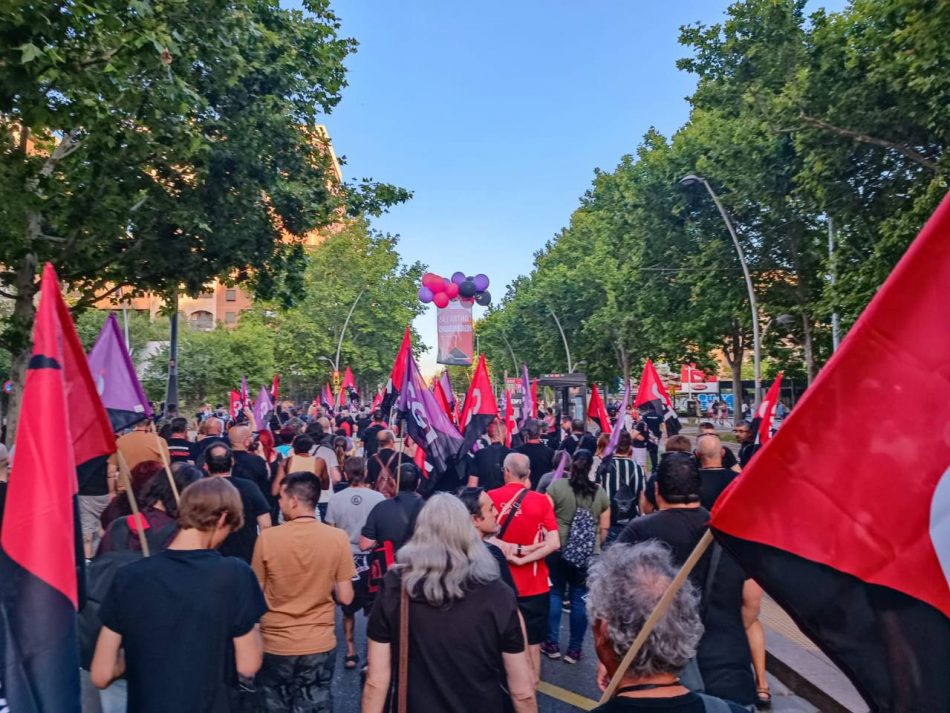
327,604,818,712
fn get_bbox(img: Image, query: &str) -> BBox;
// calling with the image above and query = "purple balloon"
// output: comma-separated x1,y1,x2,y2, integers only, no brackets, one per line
451,271,466,285
418,286,434,303
473,274,490,292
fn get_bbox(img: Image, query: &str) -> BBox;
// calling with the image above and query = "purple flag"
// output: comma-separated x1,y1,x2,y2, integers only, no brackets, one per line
601,383,631,461
253,385,273,428
397,349,464,479
86,313,152,432
438,370,456,411
550,450,571,482
519,364,533,430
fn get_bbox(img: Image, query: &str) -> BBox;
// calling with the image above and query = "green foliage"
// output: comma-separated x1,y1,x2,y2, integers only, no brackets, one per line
139,220,425,409
481,0,948,388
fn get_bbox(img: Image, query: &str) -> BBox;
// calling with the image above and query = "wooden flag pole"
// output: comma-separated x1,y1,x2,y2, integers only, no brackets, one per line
598,529,714,703
154,434,180,505
115,450,151,557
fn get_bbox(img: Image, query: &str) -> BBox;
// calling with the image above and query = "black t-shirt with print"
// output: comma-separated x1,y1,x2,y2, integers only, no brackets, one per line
642,412,663,438
99,549,266,713
166,437,197,463
218,476,270,564
367,569,524,713
361,492,424,550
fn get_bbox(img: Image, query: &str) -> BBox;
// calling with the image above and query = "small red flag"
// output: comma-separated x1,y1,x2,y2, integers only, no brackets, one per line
458,354,498,455
754,372,783,445
634,358,673,410
271,373,279,401
229,389,242,420
381,326,411,416
587,383,611,433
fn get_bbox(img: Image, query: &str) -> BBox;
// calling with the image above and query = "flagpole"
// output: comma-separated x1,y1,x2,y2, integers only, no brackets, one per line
598,530,713,703
116,450,151,557
154,434,180,505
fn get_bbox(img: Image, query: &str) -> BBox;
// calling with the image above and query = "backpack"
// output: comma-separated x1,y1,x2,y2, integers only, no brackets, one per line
78,516,178,669
611,460,644,523
373,452,398,499
561,496,598,569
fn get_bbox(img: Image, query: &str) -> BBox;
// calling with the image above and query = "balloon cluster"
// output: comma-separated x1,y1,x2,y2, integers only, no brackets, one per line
417,272,491,309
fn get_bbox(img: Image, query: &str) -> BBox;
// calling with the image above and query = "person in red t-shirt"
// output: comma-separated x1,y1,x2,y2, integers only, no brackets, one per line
488,452,560,683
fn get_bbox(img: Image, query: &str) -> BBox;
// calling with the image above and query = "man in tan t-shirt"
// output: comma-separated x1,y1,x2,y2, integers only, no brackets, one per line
113,420,170,471
251,471,355,712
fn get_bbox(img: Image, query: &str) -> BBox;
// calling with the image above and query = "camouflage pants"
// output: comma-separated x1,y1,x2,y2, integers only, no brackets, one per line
257,649,336,713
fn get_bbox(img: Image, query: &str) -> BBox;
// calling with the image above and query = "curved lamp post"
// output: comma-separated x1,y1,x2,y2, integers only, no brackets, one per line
680,174,762,405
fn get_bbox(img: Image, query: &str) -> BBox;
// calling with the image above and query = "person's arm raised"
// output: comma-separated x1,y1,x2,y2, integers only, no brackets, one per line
233,624,264,679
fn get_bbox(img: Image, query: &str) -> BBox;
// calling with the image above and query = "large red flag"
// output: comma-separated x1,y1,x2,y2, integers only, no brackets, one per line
1,263,115,710
433,377,454,423
458,354,498,456
381,326,411,416
711,194,950,712
587,383,611,433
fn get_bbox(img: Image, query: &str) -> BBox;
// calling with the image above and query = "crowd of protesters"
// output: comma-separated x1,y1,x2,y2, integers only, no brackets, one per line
0,393,776,713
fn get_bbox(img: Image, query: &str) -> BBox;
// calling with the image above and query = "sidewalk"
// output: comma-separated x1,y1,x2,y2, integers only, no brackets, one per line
761,595,869,713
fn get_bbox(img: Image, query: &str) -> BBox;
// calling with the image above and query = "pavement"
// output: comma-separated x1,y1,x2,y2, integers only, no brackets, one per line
328,603,824,712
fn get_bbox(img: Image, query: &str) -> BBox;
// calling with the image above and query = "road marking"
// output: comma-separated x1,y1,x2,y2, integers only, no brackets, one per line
537,680,598,710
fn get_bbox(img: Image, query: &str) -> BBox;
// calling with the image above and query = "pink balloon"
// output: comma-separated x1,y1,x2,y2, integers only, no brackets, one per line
422,273,440,289
445,282,460,299
433,291,450,308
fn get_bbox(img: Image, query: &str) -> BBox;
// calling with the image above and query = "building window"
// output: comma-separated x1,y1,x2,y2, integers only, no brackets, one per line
225,311,237,325
225,289,237,302
189,310,214,331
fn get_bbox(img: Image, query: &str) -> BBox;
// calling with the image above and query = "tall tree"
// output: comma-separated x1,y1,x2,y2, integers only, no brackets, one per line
0,0,409,440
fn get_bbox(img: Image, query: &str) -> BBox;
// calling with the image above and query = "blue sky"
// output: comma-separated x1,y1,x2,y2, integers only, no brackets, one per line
305,1,846,373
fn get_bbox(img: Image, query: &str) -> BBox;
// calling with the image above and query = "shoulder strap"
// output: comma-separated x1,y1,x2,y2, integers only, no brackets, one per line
398,582,410,713
497,488,530,540
700,542,723,622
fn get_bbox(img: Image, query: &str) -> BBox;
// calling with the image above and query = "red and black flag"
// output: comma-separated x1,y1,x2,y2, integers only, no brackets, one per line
587,383,611,434
752,372,783,446
1,264,116,712
504,390,516,448
270,373,280,401
342,366,358,400
432,376,455,423
711,194,950,713
320,383,333,412
380,326,411,417
457,354,498,456
634,358,682,435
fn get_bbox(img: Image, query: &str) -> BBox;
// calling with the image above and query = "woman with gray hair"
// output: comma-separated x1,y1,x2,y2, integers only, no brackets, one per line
361,493,537,713
587,541,746,712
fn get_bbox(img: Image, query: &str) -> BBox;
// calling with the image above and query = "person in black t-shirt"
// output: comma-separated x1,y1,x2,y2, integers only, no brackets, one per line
586,541,746,713
165,417,197,464
91,478,267,712
617,453,755,708
639,406,664,471
697,422,740,472
361,410,389,458
366,430,398,487
734,420,759,468
515,420,556,491
204,443,271,564
467,419,513,490
229,425,271,496
362,494,535,713
359,464,424,552
695,433,739,511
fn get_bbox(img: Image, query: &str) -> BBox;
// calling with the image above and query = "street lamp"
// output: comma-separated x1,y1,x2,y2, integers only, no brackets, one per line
679,173,762,405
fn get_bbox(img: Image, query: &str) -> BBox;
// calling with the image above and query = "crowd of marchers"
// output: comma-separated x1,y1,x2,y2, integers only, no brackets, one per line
0,398,774,713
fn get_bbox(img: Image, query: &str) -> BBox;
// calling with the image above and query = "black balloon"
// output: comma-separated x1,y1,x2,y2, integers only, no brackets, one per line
459,280,477,298
475,290,491,306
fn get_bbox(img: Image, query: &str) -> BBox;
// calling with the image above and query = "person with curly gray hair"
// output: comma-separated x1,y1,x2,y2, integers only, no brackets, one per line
586,541,747,712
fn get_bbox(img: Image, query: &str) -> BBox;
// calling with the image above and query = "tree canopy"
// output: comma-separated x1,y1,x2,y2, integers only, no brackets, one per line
478,0,948,394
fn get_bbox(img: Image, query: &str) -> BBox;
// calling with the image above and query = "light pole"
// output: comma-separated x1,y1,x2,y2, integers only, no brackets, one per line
547,305,574,373
680,174,762,405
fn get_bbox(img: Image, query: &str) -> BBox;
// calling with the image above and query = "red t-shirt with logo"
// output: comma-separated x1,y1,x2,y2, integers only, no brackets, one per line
488,483,558,597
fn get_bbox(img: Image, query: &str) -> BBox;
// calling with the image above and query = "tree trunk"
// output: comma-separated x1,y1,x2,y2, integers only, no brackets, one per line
619,344,630,392
6,253,39,447
801,312,816,384
724,318,745,419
